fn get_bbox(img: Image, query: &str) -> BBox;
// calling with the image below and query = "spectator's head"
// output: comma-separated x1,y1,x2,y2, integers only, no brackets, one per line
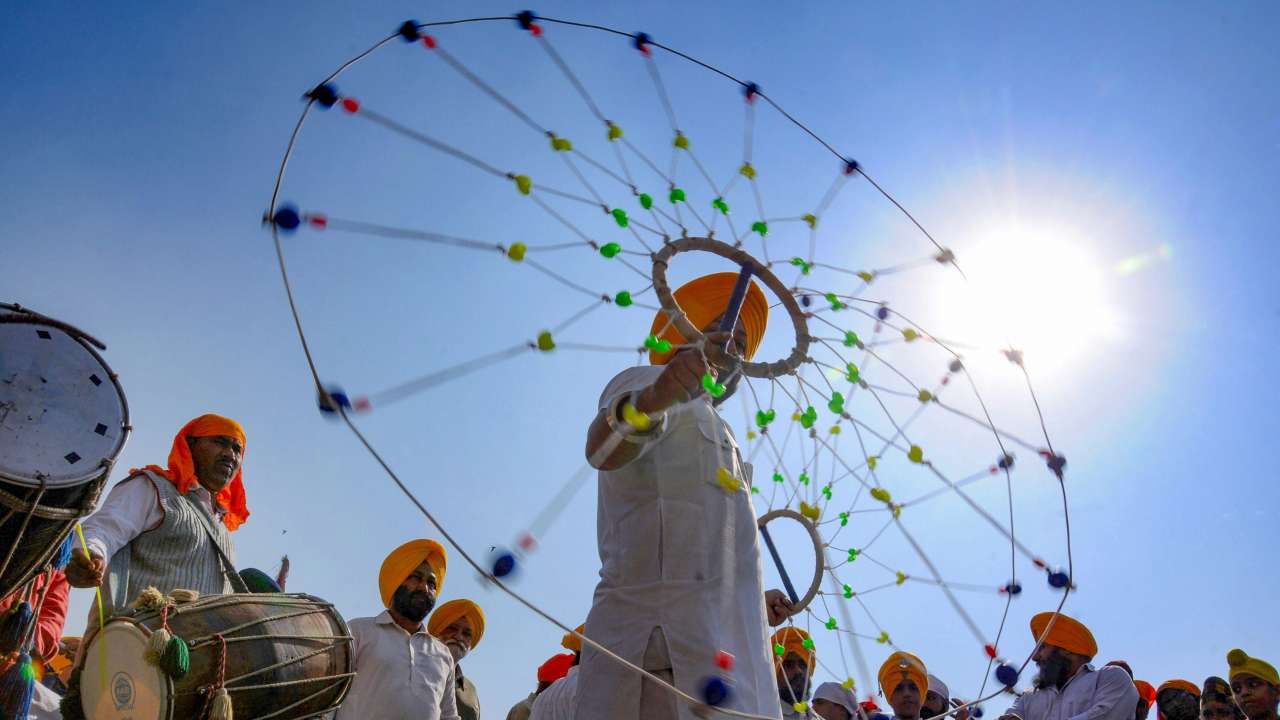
1029,612,1096,690
1136,681,1159,720
1228,650,1280,720
427,599,484,663
879,651,928,720
923,675,951,719
1202,676,1245,720
1157,680,1202,720
812,681,857,720
535,652,575,694
772,627,815,707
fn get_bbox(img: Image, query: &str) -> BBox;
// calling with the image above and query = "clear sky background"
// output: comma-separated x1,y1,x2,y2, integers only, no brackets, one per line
4,1,1280,716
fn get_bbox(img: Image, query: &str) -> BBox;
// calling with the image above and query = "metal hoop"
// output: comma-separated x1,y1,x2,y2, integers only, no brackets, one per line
650,237,811,379
757,508,825,615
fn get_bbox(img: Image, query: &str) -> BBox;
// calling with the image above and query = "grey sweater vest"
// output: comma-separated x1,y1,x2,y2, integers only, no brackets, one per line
106,471,235,612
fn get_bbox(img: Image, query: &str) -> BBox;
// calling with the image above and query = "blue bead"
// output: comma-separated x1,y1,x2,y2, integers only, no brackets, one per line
1005,581,1022,595
701,676,732,706
800,295,812,308
492,551,517,578
307,84,339,109
398,20,420,41
973,707,985,718
997,454,1015,470
633,32,652,51
273,205,301,231
516,10,537,29
844,158,861,175
317,385,350,416
742,82,760,100
995,663,1019,687
1046,454,1067,474
1048,570,1070,588
876,306,890,320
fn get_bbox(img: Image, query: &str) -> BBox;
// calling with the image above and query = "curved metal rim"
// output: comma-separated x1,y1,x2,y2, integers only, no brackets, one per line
650,237,811,379
757,507,825,616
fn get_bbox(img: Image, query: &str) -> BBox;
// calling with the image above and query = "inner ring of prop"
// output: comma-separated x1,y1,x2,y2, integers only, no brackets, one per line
651,237,811,379
756,508,825,616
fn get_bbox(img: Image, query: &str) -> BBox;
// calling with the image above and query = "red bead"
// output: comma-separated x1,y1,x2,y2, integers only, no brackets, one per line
308,214,328,229
941,376,950,385
715,650,735,671
341,98,360,113
422,35,437,49
1032,558,1047,569
989,466,998,474
984,644,997,658
353,397,371,412
529,24,543,37
518,533,537,551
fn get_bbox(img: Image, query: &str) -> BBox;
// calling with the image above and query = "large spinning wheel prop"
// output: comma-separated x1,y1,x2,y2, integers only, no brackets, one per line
265,12,1075,717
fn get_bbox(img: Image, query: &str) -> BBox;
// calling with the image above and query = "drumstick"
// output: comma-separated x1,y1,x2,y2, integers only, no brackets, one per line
74,523,108,691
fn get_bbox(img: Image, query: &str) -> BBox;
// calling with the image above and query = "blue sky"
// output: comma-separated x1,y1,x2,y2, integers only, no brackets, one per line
4,1,1279,715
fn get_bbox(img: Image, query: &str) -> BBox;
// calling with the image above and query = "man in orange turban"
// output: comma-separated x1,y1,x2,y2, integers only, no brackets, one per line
430,599,486,720
67,414,251,614
773,627,816,718
878,651,928,720
1155,680,1201,720
578,272,791,720
336,538,459,720
999,612,1137,720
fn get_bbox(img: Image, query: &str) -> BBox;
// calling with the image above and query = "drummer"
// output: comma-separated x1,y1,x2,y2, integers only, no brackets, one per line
65,414,250,613
335,538,460,720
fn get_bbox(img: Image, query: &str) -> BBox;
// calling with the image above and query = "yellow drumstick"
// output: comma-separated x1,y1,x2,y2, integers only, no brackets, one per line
74,523,107,691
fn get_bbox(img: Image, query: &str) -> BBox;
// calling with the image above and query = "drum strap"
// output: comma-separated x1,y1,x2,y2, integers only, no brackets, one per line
187,497,251,595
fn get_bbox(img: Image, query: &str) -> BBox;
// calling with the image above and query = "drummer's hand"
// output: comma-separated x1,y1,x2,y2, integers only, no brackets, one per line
65,548,105,588
765,588,795,626
638,331,733,414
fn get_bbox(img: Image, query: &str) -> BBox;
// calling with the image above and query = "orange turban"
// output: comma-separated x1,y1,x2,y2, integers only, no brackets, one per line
131,414,249,531
650,273,769,365
771,627,815,673
1135,681,1158,705
879,651,928,697
1030,611,1097,658
378,539,447,608
538,653,575,683
428,599,485,649
1158,680,1201,698
562,623,585,654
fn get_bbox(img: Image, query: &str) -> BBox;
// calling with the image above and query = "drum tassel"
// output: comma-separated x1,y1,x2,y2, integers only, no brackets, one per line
0,650,35,720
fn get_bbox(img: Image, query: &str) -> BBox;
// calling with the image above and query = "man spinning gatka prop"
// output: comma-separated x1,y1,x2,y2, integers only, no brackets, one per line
335,538,459,720
999,612,1137,720
879,651,928,720
1227,649,1279,720
580,270,794,719
66,414,250,612
429,598,486,720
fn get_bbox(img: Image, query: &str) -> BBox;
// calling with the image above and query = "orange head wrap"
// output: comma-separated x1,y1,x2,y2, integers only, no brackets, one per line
131,414,249,531
1158,680,1201,699
538,653,576,683
427,599,485,649
562,623,586,654
378,539,448,608
771,627,815,674
1030,611,1097,658
1135,681,1158,705
649,273,769,365
878,650,928,697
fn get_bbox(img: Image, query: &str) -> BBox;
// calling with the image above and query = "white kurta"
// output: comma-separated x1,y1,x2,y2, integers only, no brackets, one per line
574,366,780,720
333,611,460,720
1005,665,1138,720
530,666,579,720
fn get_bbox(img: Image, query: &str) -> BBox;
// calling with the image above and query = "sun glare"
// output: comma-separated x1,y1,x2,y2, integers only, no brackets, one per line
933,225,1119,376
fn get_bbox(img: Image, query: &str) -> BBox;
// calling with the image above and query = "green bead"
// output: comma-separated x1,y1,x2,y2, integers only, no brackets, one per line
798,472,810,485
669,187,686,203
843,330,860,348
773,472,784,483
822,485,832,500
789,257,811,274
827,392,844,414
712,197,730,214
639,193,653,209
839,511,849,526
755,409,776,427
537,331,556,352
611,208,628,227
847,548,859,562
774,642,786,657
751,221,768,236
600,242,621,258
826,292,845,311
845,363,860,384
799,406,817,429
701,372,726,398
825,617,837,630
644,335,672,353
802,638,815,650
751,485,759,494
615,291,633,307
842,583,853,598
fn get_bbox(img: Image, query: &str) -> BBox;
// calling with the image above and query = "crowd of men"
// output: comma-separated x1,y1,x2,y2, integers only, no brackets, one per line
2,274,1276,720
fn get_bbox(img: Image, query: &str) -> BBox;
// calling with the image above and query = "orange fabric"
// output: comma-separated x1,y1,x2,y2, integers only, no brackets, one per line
650,273,769,365
771,626,814,672
562,623,586,654
1157,680,1201,698
1030,611,1097,658
1135,681,1158,704
131,414,249,531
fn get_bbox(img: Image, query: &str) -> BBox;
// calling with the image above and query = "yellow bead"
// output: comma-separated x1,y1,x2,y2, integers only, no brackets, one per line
896,571,907,585
550,135,573,152
739,163,756,180
802,213,817,229
870,487,891,504
673,133,689,149
717,467,742,494
506,242,527,262
794,702,809,713
842,678,855,690
514,175,532,195
829,425,841,435
607,122,623,140
747,431,757,440
903,328,919,342
857,271,875,283
621,402,651,432
917,389,933,403
908,445,924,464
799,501,821,521
867,456,878,470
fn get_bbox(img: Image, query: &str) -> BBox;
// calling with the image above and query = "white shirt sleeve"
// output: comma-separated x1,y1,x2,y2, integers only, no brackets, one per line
440,662,461,720
1067,667,1139,720
79,474,164,561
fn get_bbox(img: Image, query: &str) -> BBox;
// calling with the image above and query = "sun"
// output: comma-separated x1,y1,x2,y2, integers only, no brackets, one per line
932,223,1119,377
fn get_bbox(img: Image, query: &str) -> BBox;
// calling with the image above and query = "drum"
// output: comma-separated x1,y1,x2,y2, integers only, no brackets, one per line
0,303,129,599
81,593,354,720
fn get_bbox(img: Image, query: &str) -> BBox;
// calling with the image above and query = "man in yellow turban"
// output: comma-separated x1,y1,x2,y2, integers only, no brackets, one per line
68,414,251,615
1155,680,1200,720
429,599,486,720
999,612,1137,720
774,627,816,718
1227,649,1279,720
879,651,928,720
578,272,791,720
335,539,459,720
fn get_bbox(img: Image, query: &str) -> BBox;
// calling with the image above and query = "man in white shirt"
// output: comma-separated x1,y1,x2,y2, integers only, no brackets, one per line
334,538,459,720
66,414,250,613
580,272,793,720
998,612,1137,720
428,599,485,720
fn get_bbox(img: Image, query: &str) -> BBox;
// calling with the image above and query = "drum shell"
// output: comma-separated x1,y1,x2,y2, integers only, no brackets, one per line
84,593,353,720
0,474,105,599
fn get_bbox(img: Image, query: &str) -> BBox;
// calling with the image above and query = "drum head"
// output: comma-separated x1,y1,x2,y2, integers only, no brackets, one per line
81,622,169,720
0,323,127,487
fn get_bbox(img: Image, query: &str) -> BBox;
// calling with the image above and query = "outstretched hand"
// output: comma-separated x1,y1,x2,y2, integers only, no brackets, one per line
765,588,795,626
